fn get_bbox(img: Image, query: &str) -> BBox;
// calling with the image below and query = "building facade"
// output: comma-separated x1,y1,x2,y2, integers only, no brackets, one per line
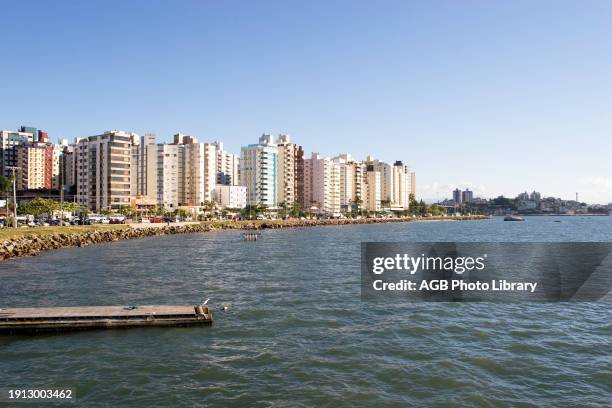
275,134,302,208
240,134,278,208
304,153,341,214
213,141,240,186
0,129,34,177
213,185,247,209
76,130,138,211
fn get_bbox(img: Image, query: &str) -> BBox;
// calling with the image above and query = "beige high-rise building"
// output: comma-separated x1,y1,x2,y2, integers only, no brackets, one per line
365,166,381,212
76,130,138,211
183,139,217,206
362,156,393,208
304,153,341,214
275,134,301,208
153,134,218,209
409,170,416,199
15,144,47,190
391,161,409,209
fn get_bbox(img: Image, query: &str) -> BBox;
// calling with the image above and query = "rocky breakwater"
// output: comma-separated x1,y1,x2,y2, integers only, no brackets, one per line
0,215,486,261
0,224,213,262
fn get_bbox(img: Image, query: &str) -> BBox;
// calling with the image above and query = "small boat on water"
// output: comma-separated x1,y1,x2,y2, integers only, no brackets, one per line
242,232,261,241
504,215,525,221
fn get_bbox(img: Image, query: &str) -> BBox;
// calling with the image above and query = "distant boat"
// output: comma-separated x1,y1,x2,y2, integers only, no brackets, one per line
504,215,525,221
242,232,261,241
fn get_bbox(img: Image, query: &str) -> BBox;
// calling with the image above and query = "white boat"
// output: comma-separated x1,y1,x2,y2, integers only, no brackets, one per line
504,215,525,221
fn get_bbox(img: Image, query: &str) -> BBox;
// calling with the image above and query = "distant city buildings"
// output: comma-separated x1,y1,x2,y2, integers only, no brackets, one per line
1,124,418,215
442,188,600,215
452,188,462,205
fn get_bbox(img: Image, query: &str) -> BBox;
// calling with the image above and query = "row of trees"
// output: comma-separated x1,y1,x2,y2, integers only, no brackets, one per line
6,190,448,223
17,198,80,217
239,194,448,220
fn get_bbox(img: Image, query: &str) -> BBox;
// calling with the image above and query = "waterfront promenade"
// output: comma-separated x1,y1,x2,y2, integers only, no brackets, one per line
0,216,486,261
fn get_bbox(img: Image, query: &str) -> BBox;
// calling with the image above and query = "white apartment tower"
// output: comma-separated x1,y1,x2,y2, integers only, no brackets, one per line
212,141,240,186
240,134,278,208
156,143,184,209
333,154,356,209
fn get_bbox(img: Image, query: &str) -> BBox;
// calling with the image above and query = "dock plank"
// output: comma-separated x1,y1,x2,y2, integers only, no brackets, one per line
0,305,212,334
0,305,198,319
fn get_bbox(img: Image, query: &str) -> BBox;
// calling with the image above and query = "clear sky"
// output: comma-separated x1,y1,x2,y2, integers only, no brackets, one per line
1,1,611,203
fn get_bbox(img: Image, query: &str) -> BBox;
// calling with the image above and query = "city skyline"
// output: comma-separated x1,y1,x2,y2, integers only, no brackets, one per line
2,1,611,203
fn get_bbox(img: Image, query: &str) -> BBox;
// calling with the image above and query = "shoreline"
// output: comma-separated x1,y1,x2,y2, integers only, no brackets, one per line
0,215,486,262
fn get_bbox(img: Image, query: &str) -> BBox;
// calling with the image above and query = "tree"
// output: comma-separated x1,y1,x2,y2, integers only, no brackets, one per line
174,208,190,220
289,201,301,218
17,198,59,217
119,206,136,218
278,201,288,219
0,175,12,209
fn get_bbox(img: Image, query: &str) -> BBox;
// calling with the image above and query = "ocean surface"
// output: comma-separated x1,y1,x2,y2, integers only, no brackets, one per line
0,216,610,407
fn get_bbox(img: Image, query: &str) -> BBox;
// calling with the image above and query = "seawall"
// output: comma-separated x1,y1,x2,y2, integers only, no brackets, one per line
0,216,486,261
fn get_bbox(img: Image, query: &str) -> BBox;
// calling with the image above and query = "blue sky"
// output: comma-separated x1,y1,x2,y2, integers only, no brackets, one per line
1,1,611,203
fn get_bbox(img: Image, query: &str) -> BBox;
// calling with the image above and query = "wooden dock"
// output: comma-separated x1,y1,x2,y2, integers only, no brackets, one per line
0,305,212,334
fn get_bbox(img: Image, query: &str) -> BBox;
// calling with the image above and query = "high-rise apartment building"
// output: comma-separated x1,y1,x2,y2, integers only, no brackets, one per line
182,137,217,206
76,130,138,211
60,141,77,192
391,161,410,209
212,141,240,186
0,128,34,177
156,143,184,209
15,144,47,190
240,134,278,208
275,134,302,208
333,154,356,209
129,133,220,210
365,165,382,212
453,188,462,205
462,189,473,203
304,153,341,214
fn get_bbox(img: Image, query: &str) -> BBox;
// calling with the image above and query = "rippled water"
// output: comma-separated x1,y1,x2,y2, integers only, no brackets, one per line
1,216,611,407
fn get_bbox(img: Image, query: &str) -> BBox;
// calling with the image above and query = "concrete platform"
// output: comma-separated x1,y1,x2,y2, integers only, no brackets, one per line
0,305,213,334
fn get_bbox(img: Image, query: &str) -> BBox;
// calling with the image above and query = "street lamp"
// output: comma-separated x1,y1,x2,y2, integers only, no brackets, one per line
6,166,19,228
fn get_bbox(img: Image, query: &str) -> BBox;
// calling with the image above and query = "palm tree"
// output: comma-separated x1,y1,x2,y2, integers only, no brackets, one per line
0,175,12,209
